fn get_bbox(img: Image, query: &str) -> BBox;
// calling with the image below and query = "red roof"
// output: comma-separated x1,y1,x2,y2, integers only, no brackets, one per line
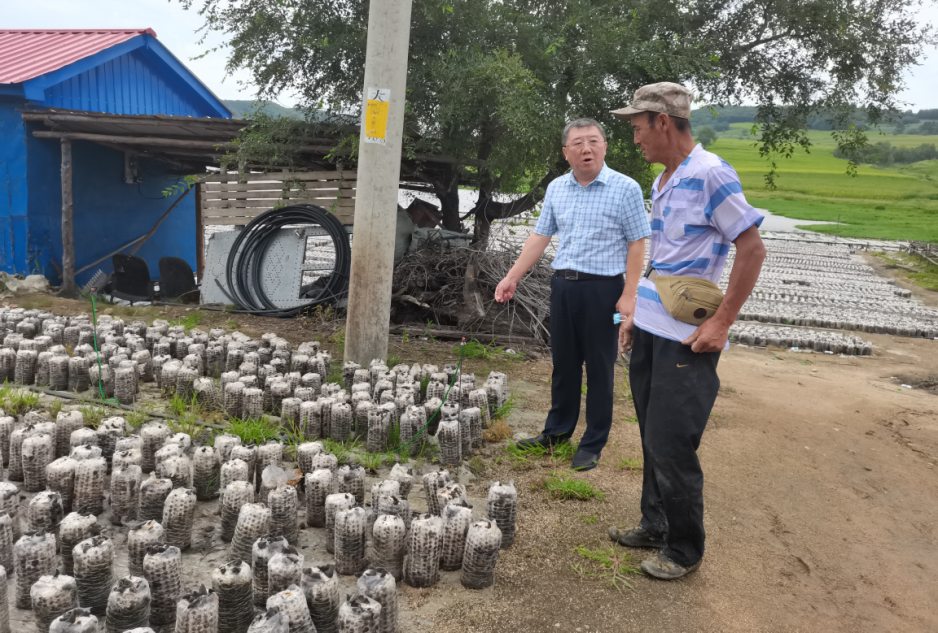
0,29,157,84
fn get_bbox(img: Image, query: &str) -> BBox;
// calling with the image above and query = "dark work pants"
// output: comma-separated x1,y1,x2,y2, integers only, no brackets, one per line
629,325,721,567
542,274,622,455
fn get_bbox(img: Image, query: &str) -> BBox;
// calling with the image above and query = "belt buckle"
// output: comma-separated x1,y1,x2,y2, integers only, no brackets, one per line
564,270,578,281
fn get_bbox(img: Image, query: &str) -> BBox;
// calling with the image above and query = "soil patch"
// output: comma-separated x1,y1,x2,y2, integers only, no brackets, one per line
892,374,938,395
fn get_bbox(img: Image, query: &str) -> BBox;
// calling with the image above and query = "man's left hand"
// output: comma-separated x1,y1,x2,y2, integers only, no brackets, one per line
615,296,635,320
682,318,730,353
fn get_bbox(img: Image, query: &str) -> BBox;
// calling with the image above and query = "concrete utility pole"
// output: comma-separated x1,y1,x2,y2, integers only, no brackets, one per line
344,0,414,365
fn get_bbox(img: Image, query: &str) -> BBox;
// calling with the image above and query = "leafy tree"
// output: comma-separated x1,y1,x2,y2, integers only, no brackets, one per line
696,126,718,148
181,0,934,243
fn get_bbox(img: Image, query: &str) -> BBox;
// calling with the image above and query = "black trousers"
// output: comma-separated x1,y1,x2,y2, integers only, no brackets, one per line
542,274,622,455
629,325,721,567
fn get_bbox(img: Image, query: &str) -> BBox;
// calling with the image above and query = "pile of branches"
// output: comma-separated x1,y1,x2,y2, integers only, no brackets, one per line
391,241,553,343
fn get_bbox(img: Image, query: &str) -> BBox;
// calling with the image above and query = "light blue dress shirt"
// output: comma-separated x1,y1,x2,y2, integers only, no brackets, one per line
534,163,651,276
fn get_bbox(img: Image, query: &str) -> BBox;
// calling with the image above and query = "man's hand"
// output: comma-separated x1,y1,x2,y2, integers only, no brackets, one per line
682,318,730,353
495,277,518,303
619,312,635,353
615,295,635,321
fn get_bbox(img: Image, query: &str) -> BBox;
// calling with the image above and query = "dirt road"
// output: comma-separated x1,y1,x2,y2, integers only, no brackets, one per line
430,334,938,633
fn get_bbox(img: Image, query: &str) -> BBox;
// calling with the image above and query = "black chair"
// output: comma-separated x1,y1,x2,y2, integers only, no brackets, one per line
110,254,157,304
159,257,198,300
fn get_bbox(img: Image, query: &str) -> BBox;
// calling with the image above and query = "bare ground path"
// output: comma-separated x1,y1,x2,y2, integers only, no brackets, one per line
433,334,938,633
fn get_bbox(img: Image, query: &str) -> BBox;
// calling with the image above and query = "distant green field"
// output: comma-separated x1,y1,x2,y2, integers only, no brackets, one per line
685,125,938,242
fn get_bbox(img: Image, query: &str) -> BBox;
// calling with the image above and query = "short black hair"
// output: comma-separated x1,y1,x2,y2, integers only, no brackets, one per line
647,111,692,135
562,118,607,146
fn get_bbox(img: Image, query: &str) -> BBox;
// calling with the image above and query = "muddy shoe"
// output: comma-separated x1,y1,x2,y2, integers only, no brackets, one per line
516,434,568,450
640,551,701,580
609,525,665,549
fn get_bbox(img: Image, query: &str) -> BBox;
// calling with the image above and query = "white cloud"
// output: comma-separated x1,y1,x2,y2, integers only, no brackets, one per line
895,1,938,111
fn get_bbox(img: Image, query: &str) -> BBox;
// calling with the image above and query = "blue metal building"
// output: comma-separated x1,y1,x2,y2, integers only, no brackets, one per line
0,29,234,289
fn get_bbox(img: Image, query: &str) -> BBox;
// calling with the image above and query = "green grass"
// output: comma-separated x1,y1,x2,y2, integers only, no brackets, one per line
227,415,281,445
615,457,643,472
872,251,938,292
5,389,40,416
540,471,606,501
125,404,153,429
577,513,598,524
168,397,209,439
79,404,106,428
387,420,401,450
688,126,938,242
169,394,189,418
323,436,361,463
501,437,576,470
169,311,204,332
326,364,343,385
572,543,641,591
386,354,403,368
48,399,64,420
468,455,486,475
330,328,346,354
357,452,383,472
492,394,516,422
457,338,506,361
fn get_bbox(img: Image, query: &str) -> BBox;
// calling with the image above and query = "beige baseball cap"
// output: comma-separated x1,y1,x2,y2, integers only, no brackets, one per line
611,82,693,120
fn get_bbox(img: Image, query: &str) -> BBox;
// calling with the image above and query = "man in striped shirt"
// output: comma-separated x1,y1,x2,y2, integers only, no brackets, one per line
608,83,766,580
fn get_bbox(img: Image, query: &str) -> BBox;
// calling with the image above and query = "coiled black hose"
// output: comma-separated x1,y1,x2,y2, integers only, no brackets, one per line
217,204,352,317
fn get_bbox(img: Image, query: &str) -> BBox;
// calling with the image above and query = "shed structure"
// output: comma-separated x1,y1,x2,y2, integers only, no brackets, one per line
0,29,232,293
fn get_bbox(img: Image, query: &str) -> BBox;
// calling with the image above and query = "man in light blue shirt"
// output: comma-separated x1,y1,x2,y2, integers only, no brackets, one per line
495,117,650,470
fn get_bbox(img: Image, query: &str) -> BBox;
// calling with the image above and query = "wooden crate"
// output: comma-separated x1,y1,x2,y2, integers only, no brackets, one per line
201,170,357,225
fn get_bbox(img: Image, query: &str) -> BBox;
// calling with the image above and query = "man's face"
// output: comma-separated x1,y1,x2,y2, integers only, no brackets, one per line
562,126,607,173
630,113,665,164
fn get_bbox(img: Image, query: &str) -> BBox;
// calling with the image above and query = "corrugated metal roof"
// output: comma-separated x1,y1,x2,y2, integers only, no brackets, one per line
0,29,157,84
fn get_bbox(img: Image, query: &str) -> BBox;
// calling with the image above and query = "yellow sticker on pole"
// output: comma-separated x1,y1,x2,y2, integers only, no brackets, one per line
364,88,391,144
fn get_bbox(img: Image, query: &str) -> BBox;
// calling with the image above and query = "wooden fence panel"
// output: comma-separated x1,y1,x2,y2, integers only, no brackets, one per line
201,171,356,225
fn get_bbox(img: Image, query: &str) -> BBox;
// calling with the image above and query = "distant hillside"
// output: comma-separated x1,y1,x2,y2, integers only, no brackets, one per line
691,105,938,132
223,100,305,119
691,105,759,124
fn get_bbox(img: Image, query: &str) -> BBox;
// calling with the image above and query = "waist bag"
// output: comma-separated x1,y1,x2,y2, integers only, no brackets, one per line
647,269,724,326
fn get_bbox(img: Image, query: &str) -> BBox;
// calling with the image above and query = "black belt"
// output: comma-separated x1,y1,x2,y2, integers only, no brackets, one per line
554,269,622,281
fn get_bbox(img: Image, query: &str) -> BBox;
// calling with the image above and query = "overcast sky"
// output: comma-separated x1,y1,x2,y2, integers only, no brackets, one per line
5,0,938,111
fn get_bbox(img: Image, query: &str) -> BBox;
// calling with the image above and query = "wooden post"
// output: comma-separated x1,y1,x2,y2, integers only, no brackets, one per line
59,138,78,297
195,182,205,282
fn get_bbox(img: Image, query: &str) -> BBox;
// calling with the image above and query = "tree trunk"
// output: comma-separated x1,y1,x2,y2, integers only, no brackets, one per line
470,159,568,249
473,209,492,245
438,182,462,231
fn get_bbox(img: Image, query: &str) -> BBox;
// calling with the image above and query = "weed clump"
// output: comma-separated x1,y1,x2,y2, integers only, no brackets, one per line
540,472,606,501
6,389,40,416
227,416,280,445
572,543,640,591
